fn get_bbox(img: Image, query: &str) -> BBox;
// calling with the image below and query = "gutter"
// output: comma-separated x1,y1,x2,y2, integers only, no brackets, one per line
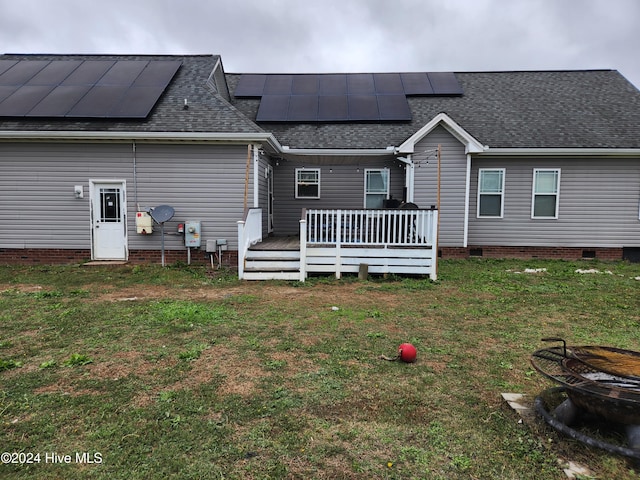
479,147,640,157
0,130,283,151
280,145,397,158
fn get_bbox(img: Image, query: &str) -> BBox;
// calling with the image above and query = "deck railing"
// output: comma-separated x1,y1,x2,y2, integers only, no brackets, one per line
304,208,437,247
237,208,262,279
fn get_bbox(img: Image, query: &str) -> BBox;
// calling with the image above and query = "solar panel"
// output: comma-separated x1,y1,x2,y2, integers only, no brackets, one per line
256,95,290,121
26,85,91,117
0,85,19,103
66,85,129,117
318,95,348,121
0,85,54,116
377,94,411,120
427,72,463,95
347,74,375,94
27,60,82,85
373,73,404,94
263,75,293,95
291,75,319,95
234,74,266,97
288,95,318,121
348,95,379,120
61,61,115,85
0,60,18,77
97,61,147,86
0,59,180,118
319,74,347,95
237,70,462,122
109,86,167,117
0,60,49,85
400,73,434,95
133,60,181,87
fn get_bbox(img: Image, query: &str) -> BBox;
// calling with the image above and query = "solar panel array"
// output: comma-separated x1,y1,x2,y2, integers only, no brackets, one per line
234,72,462,122
0,59,182,118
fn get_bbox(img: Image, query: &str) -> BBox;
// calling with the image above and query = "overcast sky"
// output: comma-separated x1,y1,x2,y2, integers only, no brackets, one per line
2,0,639,87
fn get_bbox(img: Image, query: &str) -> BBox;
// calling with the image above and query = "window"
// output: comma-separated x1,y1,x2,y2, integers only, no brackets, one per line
477,169,505,217
295,168,320,199
364,169,389,208
532,169,560,218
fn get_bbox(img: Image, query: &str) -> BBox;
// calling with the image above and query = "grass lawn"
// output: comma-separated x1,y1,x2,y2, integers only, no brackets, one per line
1,259,640,479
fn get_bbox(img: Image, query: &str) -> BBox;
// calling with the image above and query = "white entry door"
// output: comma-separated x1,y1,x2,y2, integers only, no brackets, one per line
90,181,128,260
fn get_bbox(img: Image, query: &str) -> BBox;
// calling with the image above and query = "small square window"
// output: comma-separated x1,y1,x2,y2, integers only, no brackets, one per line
295,168,320,199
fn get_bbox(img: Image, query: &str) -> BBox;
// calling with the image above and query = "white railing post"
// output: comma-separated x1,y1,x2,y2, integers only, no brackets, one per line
299,216,307,282
431,210,439,281
237,220,245,279
335,209,342,279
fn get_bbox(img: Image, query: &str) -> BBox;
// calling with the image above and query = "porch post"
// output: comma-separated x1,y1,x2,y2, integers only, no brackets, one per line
431,210,438,281
299,216,307,282
237,220,245,279
335,209,342,279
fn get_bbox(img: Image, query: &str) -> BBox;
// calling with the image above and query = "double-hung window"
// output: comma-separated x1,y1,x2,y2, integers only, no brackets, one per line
364,168,389,208
477,169,505,217
532,169,560,218
295,168,320,199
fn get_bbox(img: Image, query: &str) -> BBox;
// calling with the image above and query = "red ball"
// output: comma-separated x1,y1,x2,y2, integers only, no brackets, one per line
398,343,417,363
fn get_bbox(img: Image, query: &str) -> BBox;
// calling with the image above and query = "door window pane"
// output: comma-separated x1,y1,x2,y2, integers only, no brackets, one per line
365,169,389,208
100,188,121,222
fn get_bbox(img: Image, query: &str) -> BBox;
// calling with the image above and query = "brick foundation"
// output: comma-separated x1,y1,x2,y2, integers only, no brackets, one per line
440,246,624,261
0,248,238,267
0,245,625,266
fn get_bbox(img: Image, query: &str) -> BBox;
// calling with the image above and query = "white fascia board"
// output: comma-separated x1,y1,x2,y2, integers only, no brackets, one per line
397,112,486,155
478,147,640,157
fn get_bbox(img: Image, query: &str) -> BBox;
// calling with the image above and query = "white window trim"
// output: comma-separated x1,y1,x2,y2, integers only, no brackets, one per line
364,168,390,208
531,168,561,219
295,168,321,199
477,168,505,218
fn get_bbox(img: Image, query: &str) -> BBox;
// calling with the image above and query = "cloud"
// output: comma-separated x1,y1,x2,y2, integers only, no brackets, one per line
1,0,639,87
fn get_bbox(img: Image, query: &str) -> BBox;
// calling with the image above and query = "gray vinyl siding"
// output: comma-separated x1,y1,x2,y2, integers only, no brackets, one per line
272,159,406,235
132,143,248,251
412,126,468,247
0,142,248,252
468,157,640,247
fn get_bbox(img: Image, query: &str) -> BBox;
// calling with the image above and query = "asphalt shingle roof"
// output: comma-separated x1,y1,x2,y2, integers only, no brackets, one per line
227,70,640,150
2,54,639,151
0,54,264,135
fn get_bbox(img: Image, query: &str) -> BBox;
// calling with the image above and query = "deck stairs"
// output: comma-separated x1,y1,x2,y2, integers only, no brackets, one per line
242,246,302,281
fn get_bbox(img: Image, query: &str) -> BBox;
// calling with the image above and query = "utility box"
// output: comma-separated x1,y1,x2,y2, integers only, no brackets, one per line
136,211,153,235
184,221,201,247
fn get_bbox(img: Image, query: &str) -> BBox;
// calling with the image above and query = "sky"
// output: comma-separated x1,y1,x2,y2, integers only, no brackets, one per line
1,0,639,88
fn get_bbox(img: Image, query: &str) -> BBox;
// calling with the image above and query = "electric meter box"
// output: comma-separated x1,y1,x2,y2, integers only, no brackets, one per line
136,211,153,235
184,221,201,247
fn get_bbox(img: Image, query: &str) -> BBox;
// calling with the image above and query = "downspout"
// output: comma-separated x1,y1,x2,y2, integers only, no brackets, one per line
132,141,139,210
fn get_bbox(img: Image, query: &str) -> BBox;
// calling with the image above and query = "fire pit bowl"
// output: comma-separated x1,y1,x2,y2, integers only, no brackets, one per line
530,339,640,425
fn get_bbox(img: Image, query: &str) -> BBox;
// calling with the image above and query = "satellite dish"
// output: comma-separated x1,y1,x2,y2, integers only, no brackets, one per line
150,205,175,224
150,205,175,267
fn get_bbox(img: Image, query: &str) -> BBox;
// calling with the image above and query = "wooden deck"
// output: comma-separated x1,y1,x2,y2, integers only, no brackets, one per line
248,235,300,250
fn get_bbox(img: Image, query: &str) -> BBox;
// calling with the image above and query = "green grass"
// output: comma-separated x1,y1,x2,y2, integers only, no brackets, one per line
1,260,640,478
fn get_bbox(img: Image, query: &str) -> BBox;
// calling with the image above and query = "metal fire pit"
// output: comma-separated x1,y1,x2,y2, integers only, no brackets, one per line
531,338,640,459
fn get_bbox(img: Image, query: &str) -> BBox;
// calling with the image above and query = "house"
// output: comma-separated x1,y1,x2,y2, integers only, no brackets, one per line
1,53,640,279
